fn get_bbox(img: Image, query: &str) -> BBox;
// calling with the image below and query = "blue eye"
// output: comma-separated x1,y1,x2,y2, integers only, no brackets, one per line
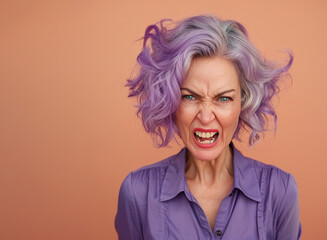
220,97,229,102
183,95,195,100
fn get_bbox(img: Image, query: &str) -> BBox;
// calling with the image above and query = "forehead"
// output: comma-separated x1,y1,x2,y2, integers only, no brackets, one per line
182,56,240,91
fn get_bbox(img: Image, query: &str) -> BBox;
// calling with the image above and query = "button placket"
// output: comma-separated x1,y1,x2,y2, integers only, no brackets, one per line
213,190,237,239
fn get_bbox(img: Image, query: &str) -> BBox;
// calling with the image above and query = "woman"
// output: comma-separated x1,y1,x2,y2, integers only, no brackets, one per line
115,15,301,239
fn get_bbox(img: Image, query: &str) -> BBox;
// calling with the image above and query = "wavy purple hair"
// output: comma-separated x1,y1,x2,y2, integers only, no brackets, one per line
126,15,293,147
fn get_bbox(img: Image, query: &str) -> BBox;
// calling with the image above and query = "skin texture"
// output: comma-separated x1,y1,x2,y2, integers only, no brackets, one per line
175,56,242,230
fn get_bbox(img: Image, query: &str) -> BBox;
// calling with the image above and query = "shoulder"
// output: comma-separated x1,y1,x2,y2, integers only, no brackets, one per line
246,156,301,238
246,156,299,225
233,145,298,211
251,158,298,199
129,148,183,181
115,150,186,239
119,148,186,198
240,153,301,237
233,146,298,202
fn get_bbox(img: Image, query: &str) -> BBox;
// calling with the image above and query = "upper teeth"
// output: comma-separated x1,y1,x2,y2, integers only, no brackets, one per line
195,131,217,138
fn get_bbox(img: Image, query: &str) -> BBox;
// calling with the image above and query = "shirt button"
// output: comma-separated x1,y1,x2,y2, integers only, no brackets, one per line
216,230,222,236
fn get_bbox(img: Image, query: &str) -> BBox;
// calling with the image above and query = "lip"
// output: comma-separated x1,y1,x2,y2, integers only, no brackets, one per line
193,128,219,148
194,128,219,133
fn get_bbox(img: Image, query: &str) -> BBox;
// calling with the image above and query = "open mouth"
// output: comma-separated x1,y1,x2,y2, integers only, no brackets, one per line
193,130,219,145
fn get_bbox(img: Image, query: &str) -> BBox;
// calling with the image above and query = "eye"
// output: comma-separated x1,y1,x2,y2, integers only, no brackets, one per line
182,95,195,100
218,96,233,103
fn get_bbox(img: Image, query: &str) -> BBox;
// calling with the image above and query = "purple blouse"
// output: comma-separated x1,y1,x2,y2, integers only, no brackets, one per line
115,145,301,239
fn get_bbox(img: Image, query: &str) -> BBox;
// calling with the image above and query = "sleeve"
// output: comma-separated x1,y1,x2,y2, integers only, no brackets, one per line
275,174,302,240
115,173,143,240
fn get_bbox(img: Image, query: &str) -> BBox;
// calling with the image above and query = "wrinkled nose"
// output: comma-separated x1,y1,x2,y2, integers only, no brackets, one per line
197,103,215,124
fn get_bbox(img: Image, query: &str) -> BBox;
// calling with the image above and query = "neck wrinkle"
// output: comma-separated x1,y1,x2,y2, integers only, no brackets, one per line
185,146,234,186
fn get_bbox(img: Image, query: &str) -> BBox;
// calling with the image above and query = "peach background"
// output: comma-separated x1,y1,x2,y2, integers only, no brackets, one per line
1,0,326,239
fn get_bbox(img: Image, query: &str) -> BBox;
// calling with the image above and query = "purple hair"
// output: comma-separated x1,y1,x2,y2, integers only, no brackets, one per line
126,15,293,147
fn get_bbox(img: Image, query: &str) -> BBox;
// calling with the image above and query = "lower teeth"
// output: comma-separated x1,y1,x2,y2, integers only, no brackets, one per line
197,138,215,144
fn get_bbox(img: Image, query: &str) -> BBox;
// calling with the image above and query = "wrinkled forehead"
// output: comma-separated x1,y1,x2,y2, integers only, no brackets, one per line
181,55,241,94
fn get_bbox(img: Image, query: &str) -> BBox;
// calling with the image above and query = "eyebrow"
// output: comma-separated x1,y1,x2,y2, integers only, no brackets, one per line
180,87,236,98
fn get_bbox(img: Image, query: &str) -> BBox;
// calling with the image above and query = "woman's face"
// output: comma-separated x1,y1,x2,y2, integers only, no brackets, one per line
175,56,242,162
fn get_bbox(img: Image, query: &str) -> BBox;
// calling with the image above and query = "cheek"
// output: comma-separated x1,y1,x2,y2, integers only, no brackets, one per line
175,105,197,135
218,107,241,130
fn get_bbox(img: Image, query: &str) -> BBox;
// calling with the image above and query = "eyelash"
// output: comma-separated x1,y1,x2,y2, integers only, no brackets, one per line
182,95,195,100
217,96,233,103
182,95,233,103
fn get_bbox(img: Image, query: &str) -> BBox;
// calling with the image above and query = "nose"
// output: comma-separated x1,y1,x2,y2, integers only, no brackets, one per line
197,103,215,124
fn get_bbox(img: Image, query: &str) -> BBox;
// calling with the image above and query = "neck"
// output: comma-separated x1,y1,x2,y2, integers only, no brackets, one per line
185,146,234,186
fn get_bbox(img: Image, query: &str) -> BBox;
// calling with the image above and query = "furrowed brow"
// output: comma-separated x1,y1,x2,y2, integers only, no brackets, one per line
180,88,202,98
214,89,236,98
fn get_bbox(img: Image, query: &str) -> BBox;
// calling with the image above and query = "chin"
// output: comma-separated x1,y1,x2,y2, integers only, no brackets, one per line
188,136,234,161
188,147,224,162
